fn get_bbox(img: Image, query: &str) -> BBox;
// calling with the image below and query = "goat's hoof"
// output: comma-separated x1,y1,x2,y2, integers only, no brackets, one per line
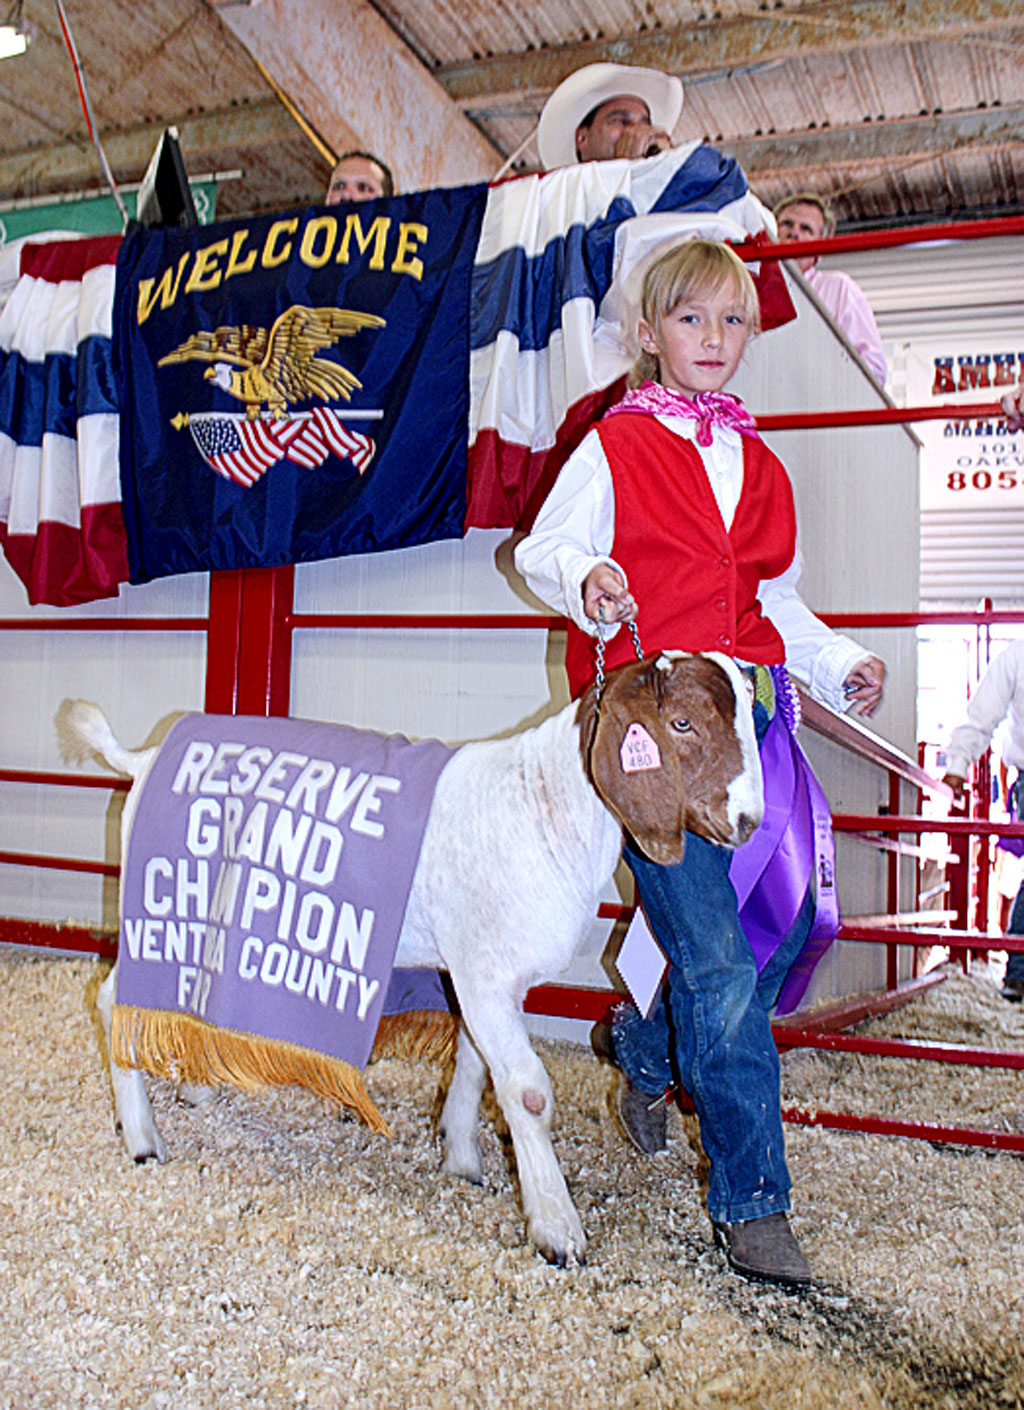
536,1238,587,1268
529,1215,587,1268
440,1133,484,1186
119,1124,168,1164
441,1150,484,1186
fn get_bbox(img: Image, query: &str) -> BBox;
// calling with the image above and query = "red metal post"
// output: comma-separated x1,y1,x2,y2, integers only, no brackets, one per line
886,773,901,990
915,741,927,977
204,566,295,717
204,570,244,714
974,750,992,945
236,566,295,717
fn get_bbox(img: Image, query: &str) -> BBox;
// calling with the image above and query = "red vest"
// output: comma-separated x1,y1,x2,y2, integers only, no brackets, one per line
565,414,796,698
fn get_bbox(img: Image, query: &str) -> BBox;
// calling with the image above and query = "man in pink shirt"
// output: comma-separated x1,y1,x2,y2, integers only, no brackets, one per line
774,193,888,390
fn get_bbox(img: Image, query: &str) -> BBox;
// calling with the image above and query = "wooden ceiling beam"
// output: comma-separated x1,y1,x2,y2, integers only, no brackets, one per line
726,104,1024,181
0,98,294,194
434,0,1023,109
212,0,499,191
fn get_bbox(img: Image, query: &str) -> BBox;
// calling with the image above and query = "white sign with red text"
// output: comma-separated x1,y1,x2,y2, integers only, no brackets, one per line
906,342,1024,512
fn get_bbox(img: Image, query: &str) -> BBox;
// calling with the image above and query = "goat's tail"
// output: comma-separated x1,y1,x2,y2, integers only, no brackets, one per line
56,699,147,779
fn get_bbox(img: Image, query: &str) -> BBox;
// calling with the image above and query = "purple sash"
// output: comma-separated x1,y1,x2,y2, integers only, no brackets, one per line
729,710,839,1015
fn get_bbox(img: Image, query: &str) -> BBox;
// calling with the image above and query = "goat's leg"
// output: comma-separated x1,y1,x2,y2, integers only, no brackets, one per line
438,1022,487,1184
96,965,167,1163
456,986,586,1266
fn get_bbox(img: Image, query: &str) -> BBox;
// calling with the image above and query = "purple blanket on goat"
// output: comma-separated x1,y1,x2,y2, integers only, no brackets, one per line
113,713,453,1132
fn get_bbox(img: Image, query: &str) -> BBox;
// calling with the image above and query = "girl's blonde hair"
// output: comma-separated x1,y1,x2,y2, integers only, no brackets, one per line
631,239,761,387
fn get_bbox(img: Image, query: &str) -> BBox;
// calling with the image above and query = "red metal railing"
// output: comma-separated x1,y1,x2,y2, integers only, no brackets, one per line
746,213,1024,263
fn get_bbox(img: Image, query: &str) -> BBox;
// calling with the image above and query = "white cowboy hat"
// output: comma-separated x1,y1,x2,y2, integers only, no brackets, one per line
536,62,684,171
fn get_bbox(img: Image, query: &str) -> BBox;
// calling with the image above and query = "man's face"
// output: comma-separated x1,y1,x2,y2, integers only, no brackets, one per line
325,156,387,205
575,95,653,162
775,201,826,274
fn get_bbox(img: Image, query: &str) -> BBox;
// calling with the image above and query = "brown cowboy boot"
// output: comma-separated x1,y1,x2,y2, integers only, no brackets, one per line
713,1212,811,1287
614,1074,668,1155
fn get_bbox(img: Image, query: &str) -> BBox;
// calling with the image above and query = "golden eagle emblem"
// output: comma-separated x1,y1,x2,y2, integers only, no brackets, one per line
157,305,386,419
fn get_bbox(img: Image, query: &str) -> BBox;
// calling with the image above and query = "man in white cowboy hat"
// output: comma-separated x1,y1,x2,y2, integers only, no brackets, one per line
536,62,684,169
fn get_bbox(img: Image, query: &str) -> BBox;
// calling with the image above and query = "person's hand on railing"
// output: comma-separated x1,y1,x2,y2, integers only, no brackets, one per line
1002,380,1024,433
842,656,885,717
941,771,967,802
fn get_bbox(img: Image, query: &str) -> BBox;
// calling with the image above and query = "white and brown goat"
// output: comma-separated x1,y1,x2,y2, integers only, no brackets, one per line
59,650,762,1266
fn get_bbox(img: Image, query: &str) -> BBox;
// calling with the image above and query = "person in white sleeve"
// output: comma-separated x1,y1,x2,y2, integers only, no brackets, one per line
942,639,1024,1000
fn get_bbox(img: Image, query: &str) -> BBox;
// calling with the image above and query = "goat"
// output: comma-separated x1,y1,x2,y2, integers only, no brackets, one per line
58,650,762,1266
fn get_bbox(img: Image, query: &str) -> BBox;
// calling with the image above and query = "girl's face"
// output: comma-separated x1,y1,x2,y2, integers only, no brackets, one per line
638,282,751,398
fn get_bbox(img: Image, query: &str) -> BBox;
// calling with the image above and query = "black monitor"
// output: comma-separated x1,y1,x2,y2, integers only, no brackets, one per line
135,127,198,228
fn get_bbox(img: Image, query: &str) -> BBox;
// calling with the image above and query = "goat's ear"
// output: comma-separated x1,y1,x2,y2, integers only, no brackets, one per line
583,662,687,866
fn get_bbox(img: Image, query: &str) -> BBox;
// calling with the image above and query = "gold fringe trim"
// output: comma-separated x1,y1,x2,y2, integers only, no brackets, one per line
111,1005,392,1136
370,1009,459,1065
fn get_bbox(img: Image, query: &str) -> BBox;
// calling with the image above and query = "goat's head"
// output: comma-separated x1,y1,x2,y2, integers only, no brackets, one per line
579,651,764,866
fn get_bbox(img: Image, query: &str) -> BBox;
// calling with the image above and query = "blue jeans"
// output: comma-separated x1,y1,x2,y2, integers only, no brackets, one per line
615,837,813,1224
1005,884,1024,986
613,686,812,1224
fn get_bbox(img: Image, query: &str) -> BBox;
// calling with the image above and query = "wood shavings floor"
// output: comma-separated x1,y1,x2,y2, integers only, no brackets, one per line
2,951,1023,1409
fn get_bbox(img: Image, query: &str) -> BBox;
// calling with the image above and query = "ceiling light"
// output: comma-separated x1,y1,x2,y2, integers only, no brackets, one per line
0,22,27,58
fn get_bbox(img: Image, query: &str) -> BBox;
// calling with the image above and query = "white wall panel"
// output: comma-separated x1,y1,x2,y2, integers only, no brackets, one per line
828,236,1024,346
0,552,208,933
291,529,561,743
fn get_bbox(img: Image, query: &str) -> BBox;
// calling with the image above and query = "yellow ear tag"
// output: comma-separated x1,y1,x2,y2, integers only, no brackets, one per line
620,722,661,773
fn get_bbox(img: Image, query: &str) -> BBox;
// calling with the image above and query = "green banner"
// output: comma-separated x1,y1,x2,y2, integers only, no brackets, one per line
0,180,218,243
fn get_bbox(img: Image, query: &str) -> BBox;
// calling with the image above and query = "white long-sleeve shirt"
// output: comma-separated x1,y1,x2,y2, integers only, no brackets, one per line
944,641,1024,778
514,414,872,714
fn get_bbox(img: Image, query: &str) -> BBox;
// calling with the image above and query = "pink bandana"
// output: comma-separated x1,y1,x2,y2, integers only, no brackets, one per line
604,380,760,448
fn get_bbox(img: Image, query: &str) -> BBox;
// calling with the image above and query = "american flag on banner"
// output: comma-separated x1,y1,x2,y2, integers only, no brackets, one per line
188,408,377,488
0,141,783,605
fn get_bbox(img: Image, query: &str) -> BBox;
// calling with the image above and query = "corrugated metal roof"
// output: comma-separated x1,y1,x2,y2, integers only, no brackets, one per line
0,0,1021,229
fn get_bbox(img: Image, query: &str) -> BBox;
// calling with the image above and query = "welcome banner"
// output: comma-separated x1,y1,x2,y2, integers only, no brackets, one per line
112,185,488,582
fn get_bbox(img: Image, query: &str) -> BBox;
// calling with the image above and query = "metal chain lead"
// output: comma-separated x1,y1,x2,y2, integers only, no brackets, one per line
594,608,644,709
